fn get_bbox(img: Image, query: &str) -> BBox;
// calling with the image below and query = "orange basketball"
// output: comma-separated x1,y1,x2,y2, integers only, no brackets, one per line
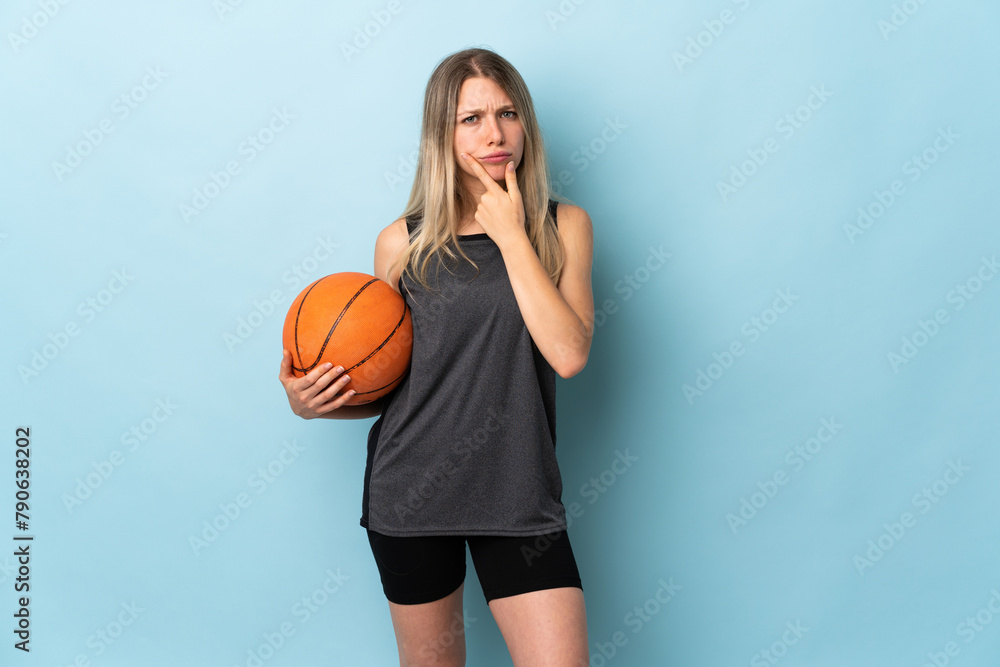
282,272,412,406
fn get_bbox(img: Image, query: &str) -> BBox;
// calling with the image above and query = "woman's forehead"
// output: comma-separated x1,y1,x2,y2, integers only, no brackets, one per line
457,77,511,108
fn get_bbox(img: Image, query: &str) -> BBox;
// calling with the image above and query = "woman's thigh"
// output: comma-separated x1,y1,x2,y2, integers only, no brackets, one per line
367,530,471,665
466,530,583,604
366,529,467,604
468,531,587,666
387,581,468,666
488,587,588,667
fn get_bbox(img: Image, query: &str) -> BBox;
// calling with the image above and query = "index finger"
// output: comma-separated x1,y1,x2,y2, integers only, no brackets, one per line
301,361,338,386
460,153,504,192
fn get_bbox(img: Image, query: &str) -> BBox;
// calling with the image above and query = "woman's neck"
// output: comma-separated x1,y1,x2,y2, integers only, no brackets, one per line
455,196,485,235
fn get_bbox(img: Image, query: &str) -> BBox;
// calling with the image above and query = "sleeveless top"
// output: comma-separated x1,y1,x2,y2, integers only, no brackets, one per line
359,199,567,537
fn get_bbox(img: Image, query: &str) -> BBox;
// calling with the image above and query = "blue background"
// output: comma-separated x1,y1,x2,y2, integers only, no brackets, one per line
2,0,999,665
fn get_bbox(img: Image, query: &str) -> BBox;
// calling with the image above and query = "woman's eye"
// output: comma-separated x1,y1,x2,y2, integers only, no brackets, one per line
462,111,515,123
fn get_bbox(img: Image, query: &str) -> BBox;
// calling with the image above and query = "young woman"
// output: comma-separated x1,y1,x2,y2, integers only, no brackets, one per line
279,47,594,667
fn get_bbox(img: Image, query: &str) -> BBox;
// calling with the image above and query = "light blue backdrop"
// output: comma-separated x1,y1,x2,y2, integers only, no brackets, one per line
3,0,998,665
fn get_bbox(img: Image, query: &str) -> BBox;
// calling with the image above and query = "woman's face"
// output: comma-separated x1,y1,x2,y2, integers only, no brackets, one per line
453,76,524,193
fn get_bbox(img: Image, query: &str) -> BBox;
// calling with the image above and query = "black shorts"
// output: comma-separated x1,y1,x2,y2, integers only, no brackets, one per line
366,528,583,605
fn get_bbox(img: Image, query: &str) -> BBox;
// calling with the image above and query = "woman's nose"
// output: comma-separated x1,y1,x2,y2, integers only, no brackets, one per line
483,116,503,143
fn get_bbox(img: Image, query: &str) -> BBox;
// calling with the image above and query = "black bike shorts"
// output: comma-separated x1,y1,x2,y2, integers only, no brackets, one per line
366,528,583,605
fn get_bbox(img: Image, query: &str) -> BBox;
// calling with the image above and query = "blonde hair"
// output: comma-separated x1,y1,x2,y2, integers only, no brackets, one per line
388,47,570,298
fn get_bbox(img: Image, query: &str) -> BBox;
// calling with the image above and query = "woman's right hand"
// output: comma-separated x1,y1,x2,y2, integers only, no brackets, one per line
278,349,355,419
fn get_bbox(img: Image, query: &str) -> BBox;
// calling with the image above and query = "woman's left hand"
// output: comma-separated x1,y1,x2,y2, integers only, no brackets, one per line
459,154,526,250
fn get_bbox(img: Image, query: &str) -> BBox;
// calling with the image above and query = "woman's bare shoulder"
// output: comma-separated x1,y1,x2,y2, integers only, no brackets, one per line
554,203,593,239
374,218,411,293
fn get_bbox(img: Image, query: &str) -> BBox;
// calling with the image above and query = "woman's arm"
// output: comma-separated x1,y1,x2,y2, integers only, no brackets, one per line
499,204,595,378
315,396,384,420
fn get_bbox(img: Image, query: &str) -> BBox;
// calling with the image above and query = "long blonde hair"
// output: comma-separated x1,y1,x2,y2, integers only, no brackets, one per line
388,47,569,298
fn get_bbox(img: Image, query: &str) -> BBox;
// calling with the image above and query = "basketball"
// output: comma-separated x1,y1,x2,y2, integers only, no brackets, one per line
282,272,412,406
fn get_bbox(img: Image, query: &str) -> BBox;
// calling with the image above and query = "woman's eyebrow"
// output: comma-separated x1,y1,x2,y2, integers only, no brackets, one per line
457,105,515,115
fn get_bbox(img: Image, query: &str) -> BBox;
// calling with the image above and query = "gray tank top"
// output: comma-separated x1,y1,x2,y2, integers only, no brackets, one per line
360,199,567,537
